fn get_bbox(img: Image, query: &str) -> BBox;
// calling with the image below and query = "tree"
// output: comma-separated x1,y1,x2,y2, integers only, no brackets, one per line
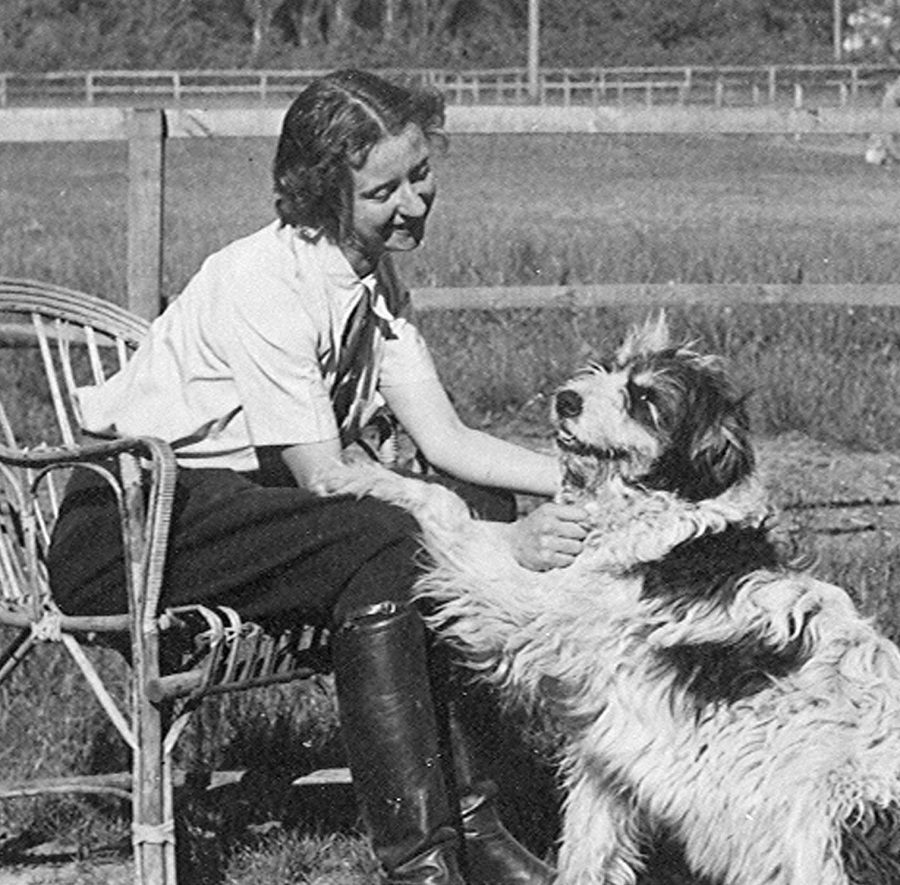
384,0,397,41
278,0,328,48
409,0,460,44
0,0,840,72
843,0,900,57
0,0,68,69
244,0,280,61
328,0,358,43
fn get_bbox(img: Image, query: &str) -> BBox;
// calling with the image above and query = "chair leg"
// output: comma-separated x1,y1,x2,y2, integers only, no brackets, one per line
0,628,37,684
132,693,177,884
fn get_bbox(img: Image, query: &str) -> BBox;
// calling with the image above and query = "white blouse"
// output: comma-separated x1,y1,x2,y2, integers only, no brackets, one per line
78,221,438,471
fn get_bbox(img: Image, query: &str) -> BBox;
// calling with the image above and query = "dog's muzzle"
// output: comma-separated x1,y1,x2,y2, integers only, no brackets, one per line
554,387,630,465
555,389,583,419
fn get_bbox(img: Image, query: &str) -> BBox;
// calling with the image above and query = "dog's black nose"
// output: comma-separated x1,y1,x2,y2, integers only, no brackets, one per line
555,389,583,418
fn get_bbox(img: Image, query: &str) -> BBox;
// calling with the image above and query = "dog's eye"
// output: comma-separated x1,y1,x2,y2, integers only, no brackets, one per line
626,379,653,404
626,380,660,425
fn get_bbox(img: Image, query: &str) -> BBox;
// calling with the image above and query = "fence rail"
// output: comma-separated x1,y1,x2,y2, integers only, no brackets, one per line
4,104,900,318
3,283,899,353
4,64,900,110
411,283,900,312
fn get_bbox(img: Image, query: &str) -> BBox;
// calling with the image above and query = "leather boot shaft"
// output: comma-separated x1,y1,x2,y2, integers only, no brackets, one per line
334,601,465,885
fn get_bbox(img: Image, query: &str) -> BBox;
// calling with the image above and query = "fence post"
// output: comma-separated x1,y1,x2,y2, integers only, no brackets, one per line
126,108,166,320
681,68,692,105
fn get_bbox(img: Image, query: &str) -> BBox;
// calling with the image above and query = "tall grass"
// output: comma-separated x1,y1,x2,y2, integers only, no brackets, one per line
418,302,900,451
3,131,900,881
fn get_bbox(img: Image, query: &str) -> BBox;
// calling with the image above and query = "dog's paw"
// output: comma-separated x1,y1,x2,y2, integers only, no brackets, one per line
314,463,434,514
312,463,390,500
314,465,476,543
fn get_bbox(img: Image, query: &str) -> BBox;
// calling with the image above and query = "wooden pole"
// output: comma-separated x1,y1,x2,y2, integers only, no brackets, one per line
834,0,842,61
527,0,539,102
126,108,166,320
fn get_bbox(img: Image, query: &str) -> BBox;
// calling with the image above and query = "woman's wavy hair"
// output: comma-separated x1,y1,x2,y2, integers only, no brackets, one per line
273,69,446,245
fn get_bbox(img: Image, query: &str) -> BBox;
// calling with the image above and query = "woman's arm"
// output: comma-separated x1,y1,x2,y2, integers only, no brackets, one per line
274,387,557,499
280,438,344,490
383,376,560,496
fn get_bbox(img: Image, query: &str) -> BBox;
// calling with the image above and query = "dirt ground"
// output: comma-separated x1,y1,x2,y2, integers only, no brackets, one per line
4,432,900,885
759,431,900,522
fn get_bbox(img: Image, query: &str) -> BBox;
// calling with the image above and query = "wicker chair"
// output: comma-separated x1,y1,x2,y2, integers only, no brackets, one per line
0,278,336,884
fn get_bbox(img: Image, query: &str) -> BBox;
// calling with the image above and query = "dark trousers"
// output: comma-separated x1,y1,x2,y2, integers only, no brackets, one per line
48,464,516,628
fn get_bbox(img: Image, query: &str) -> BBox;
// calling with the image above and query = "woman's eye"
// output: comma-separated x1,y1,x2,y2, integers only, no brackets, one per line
411,163,431,183
367,188,393,203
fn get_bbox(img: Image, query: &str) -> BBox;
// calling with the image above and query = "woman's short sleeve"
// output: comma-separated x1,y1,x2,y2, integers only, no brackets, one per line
220,269,341,446
378,319,440,390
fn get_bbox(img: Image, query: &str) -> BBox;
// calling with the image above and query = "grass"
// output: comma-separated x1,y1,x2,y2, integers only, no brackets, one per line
4,130,900,882
4,132,900,297
417,301,900,451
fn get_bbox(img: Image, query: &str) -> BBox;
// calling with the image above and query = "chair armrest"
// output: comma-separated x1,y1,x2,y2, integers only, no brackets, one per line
0,435,171,469
0,435,177,631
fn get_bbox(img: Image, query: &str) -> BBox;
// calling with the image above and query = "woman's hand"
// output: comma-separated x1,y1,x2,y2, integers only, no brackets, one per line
510,502,590,571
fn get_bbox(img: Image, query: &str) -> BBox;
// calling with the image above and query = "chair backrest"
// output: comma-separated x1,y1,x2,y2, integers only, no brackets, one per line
0,278,149,603
0,278,149,445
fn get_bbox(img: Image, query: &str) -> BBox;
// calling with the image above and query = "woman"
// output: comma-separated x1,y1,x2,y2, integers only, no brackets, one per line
49,69,587,885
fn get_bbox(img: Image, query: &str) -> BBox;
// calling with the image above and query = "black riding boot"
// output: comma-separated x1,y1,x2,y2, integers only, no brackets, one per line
333,601,465,885
450,714,556,885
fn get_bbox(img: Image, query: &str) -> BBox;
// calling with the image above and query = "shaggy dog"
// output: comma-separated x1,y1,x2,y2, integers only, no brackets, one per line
320,316,900,885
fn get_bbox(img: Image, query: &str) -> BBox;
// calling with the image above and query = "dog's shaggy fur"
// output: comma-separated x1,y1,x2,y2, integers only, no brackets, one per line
320,316,900,885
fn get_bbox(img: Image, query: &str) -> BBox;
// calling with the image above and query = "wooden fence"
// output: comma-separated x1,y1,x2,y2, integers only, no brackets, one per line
4,64,900,110
4,103,900,318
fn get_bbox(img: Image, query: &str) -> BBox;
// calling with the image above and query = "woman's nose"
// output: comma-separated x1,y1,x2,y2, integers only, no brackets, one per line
397,181,430,217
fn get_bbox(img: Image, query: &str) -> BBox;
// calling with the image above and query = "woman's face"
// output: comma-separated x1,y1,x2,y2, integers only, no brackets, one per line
344,123,436,276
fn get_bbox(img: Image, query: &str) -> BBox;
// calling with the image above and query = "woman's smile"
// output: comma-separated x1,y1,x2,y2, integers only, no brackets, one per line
343,123,436,276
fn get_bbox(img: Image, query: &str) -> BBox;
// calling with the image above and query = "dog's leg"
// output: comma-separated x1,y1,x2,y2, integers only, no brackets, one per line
316,463,480,541
558,769,643,885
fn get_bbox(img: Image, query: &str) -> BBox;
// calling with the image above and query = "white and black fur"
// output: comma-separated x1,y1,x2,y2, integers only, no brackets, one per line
319,315,900,885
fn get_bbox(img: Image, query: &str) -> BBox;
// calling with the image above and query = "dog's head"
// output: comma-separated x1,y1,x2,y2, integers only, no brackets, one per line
553,314,754,503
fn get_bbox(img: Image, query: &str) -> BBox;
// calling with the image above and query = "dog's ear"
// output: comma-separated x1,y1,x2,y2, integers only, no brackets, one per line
685,392,755,500
641,364,755,501
616,312,670,365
